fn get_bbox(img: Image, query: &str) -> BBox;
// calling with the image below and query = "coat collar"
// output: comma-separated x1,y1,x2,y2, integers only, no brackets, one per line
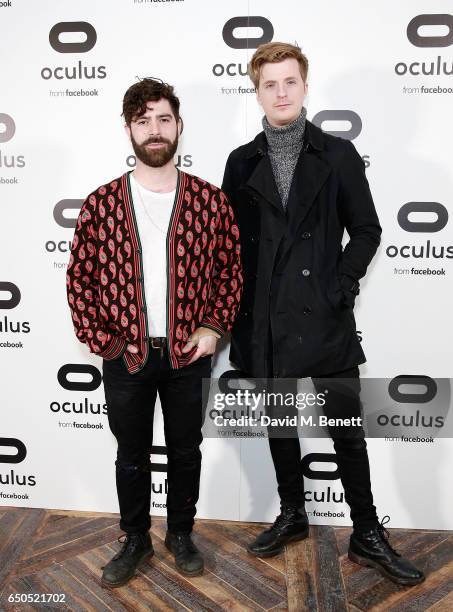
244,120,329,215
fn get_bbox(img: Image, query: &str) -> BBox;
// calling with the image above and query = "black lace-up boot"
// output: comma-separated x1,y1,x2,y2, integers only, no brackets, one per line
165,532,204,576
349,516,425,585
101,532,153,587
247,505,309,557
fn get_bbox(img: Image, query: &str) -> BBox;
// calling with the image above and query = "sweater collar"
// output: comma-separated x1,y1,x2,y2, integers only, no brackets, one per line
262,107,307,152
244,118,323,159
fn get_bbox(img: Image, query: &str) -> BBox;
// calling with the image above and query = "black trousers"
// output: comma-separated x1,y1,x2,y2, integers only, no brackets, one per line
102,347,211,535
268,365,378,531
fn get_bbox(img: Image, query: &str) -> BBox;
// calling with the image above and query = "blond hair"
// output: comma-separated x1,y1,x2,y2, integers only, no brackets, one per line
248,42,309,88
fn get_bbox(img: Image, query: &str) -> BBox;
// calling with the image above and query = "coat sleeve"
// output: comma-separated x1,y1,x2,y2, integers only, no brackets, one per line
201,190,243,336
338,141,382,303
66,196,127,360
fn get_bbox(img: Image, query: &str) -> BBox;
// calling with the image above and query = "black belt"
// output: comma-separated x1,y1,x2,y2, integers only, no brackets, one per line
149,337,167,349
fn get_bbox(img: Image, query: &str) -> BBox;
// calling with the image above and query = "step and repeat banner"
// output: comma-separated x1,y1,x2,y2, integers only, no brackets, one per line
1,0,452,530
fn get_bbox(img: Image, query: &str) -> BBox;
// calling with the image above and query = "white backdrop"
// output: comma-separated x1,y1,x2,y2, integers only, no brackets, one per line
1,0,452,530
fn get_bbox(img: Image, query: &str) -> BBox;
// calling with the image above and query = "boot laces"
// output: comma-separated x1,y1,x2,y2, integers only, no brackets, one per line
273,513,287,531
172,533,196,553
377,516,400,557
273,507,297,531
117,533,144,556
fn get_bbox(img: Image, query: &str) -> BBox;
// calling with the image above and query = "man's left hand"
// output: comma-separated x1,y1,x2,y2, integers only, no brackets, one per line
182,327,221,364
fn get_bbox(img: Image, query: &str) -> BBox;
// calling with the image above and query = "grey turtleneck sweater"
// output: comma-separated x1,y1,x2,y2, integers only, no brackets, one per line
262,107,307,209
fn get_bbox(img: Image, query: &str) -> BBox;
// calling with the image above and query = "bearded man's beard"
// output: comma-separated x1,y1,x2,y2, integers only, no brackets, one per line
131,133,178,167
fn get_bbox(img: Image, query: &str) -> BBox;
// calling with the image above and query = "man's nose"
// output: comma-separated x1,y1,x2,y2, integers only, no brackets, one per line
276,84,287,98
147,120,161,135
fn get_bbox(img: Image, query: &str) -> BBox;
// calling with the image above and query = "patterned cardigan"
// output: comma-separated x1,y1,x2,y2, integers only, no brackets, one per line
66,171,242,373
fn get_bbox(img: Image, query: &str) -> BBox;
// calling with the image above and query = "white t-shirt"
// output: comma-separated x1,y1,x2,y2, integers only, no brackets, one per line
130,174,175,337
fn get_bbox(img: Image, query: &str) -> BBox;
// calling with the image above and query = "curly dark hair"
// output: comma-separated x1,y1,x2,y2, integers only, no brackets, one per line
122,78,181,125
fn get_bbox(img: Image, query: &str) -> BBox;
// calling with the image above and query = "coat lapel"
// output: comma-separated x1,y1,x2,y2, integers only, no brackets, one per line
243,122,331,234
245,153,285,214
288,149,331,227
278,148,331,260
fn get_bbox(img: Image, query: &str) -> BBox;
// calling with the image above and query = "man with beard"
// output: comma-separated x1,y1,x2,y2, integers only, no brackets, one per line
66,78,242,586
221,43,424,586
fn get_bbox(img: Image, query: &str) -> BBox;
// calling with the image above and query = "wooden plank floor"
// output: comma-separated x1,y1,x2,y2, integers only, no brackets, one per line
0,507,451,611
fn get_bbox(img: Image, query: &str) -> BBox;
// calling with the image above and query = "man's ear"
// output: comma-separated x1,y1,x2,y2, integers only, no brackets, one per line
124,123,131,140
178,116,184,135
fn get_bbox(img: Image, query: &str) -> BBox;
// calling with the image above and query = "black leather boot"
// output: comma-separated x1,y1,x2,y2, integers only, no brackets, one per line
101,532,153,587
165,532,204,576
349,516,425,585
247,505,309,558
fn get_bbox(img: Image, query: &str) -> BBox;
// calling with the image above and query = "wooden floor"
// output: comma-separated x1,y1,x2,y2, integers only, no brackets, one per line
0,507,452,611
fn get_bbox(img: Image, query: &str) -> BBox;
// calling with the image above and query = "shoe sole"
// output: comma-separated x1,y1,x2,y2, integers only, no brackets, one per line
164,540,204,577
247,528,309,558
348,550,425,586
101,549,154,588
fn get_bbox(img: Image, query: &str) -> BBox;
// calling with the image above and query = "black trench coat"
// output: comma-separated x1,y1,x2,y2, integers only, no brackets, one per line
222,120,381,378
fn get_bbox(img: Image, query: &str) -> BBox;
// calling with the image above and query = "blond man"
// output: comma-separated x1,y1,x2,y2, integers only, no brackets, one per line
222,42,424,586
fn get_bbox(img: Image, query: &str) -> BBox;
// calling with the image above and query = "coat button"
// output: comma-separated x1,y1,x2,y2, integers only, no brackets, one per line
302,269,310,277
138,275,143,281
141,306,146,312
301,232,311,240
135,248,142,253
251,236,258,243
303,306,312,315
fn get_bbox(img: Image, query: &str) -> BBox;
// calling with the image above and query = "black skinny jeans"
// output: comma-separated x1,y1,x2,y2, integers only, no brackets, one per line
268,366,378,531
103,346,211,535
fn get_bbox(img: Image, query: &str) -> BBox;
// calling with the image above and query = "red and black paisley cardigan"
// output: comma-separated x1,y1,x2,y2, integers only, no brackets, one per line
66,170,243,373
